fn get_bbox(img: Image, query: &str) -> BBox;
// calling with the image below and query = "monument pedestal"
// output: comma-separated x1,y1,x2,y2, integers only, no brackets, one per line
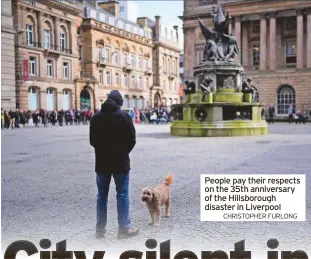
171,5,268,137
171,62,268,137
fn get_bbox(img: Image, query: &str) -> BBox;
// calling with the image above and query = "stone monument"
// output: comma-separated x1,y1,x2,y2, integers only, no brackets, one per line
171,5,268,137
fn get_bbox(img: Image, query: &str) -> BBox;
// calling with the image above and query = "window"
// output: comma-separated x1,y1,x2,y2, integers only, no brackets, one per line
105,48,110,63
124,54,128,65
98,47,103,60
60,32,66,51
131,75,135,88
46,88,55,111
63,89,70,110
47,60,53,77
252,22,260,34
144,59,148,70
29,57,36,76
114,50,119,64
115,72,119,85
138,56,142,69
286,41,296,64
163,57,167,73
119,6,124,12
123,74,128,86
106,71,111,85
131,55,135,67
138,77,142,88
146,77,149,89
252,44,260,66
44,29,51,49
26,24,34,46
77,27,81,35
99,70,103,83
277,85,296,115
63,62,69,79
79,46,82,60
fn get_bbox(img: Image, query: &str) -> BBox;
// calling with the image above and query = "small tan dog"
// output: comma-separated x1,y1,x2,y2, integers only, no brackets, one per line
141,173,173,227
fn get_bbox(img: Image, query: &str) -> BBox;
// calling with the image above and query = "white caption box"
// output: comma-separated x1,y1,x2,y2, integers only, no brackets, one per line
200,174,306,222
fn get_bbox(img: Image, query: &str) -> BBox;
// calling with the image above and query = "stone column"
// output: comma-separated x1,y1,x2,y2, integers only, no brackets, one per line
37,11,43,47
296,9,304,69
234,16,241,63
307,10,311,68
260,14,267,70
269,12,277,70
54,17,60,51
242,22,248,66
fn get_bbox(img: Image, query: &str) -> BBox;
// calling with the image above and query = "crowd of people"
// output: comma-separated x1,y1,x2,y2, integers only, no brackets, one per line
1,107,173,129
1,108,93,129
267,104,310,124
2,104,309,129
127,108,172,124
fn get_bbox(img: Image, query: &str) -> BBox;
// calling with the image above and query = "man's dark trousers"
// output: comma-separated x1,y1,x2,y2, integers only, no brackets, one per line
96,172,131,231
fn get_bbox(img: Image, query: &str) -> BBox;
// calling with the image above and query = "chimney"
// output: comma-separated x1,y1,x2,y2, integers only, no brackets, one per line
173,25,179,43
165,27,167,38
155,15,161,39
98,1,119,16
137,17,148,28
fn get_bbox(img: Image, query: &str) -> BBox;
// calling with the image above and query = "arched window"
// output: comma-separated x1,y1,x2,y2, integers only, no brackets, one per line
43,21,52,49
131,75,135,88
138,76,142,88
63,89,71,110
46,88,55,111
28,87,38,110
277,85,296,115
59,25,67,52
26,15,35,46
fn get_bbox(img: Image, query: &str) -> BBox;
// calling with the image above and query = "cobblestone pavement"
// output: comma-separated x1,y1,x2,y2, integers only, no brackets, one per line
2,123,311,258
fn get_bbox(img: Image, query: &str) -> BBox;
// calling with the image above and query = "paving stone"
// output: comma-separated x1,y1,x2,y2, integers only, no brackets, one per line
1,123,311,258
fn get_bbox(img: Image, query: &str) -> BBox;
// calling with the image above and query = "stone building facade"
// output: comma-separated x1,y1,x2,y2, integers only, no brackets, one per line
181,0,311,116
77,1,153,111
137,16,181,109
13,0,81,111
12,0,179,112
1,0,16,110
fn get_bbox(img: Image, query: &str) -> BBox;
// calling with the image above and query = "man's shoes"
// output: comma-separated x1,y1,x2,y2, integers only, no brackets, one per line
117,227,139,239
96,229,106,239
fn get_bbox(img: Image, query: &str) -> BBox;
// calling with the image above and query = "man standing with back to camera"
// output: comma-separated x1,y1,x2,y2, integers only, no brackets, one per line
89,90,139,239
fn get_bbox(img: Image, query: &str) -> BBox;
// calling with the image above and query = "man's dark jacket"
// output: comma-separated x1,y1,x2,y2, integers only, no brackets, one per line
89,93,136,173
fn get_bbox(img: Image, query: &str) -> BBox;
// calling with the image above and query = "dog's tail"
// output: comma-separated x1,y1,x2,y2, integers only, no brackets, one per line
164,173,173,186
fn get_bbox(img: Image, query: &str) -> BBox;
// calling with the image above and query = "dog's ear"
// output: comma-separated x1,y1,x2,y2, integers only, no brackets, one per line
151,189,158,200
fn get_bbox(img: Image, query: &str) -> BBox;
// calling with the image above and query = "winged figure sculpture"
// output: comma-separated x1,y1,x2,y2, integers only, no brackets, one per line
198,5,239,63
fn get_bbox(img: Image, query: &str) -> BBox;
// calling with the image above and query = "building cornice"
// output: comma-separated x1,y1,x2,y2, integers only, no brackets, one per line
179,12,213,21
82,19,153,48
36,0,82,16
181,0,311,20
18,1,82,21
153,41,181,53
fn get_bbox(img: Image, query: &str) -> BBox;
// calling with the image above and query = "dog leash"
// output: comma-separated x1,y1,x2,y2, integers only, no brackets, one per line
130,179,142,191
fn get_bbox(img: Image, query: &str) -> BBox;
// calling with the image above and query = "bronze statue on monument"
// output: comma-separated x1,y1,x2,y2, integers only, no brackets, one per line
198,5,240,63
